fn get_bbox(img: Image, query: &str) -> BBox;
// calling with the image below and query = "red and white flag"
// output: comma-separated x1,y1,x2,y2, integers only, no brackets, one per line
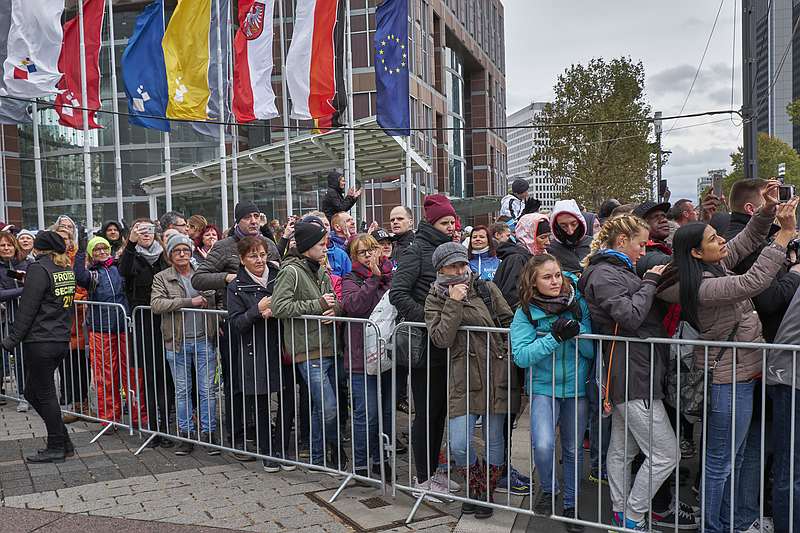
285,0,339,120
2,0,65,98
54,0,105,129
233,0,278,122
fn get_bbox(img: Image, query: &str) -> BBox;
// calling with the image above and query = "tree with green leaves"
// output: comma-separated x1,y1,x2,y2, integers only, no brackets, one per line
529,57,657,211
724,132,800,194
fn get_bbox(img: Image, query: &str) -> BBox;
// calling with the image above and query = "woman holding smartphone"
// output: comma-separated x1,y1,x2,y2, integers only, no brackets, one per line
119,219,173,448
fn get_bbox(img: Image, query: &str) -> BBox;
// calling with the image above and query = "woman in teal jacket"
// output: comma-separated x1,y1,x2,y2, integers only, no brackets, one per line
510,254,594,530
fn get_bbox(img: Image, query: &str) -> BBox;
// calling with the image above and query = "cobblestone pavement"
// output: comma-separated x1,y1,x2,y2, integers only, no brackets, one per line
0,402,459,532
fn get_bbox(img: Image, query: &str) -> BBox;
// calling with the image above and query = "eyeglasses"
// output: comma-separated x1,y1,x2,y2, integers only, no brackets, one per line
174,222,187,228
172,248,191,256
356,248,376,258
93,246,109,254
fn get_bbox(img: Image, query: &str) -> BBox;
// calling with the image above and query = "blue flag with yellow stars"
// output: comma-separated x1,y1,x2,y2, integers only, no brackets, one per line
374,0,409,137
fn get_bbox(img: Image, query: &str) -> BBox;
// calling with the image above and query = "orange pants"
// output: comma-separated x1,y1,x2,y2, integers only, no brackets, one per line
88,331,145,424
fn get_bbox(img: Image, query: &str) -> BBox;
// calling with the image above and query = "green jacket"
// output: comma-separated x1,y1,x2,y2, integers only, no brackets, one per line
271,252,341,362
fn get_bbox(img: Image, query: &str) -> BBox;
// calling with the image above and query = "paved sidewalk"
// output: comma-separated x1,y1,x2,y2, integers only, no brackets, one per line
0,403,459,532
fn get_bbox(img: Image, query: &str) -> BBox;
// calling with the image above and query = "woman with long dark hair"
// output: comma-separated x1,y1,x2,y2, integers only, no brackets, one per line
658,182,798,533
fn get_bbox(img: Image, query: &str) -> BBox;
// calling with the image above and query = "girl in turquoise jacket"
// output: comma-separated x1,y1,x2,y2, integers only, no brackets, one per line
510,254,594,526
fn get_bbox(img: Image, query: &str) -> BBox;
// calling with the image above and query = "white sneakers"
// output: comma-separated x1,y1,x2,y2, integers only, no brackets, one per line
741,518,774,533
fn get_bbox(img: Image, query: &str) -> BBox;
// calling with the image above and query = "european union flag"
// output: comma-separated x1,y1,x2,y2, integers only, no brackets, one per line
374,0,409,137
121,0,170,132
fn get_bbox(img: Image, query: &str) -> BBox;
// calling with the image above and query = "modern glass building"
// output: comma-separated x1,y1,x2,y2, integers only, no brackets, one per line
1,0,507,229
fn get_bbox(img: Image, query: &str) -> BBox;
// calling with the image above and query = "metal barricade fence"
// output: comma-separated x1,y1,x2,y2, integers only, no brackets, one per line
390,321,800,533
0,299,133,441
129,306,391,502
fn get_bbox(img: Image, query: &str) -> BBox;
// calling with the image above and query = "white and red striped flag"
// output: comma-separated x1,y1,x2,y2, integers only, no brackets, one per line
54,0,105,129
233,0,278,122
285,0,339,120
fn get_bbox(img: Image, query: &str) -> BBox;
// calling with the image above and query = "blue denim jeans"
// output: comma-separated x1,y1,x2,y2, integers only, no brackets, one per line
349,371,393,470
769,384,800,533
297,357,340,466
448,413,505,467
531,394,588,508
704,381,755,533
165,339,217,434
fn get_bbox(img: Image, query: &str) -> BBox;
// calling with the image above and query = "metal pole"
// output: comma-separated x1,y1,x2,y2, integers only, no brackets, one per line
227,0,239,206
78,0,94,229
345,0,356,216
655,111,662,202
107,0,124,222
742,0,759,179
0,127,7,222
32,102,45,229
277,0,293,216
214,0,229,227
405,136,412,208
160,2,171,213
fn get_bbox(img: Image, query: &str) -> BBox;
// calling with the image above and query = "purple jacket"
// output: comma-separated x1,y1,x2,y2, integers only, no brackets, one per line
341,259,393,373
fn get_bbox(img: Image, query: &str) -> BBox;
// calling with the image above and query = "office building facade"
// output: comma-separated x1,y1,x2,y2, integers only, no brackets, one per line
1,0,507,229
506,101,563,211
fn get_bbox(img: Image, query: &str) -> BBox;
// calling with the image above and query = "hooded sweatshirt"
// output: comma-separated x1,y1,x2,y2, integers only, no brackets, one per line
547,200,592,274
97,220,125,256
321,173,357,220
515,213,550,256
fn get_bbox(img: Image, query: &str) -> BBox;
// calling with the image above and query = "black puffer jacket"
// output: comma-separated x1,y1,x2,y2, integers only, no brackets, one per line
321,173,357,219
389,220,452,324
724,211,800,342
578,252,667,406
1,255,76,348
118,239,169,309
492,241,531,309
391,230,415,262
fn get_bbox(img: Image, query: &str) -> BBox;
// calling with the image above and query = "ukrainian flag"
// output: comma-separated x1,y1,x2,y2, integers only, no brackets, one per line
162,0,212,120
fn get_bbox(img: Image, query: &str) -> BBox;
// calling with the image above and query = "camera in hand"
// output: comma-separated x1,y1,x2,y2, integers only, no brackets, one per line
6,269,24,281
787,238,800,265
779,184,795,202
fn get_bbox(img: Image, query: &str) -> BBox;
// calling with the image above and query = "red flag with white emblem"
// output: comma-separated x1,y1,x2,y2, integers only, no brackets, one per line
233,0,279,122
54,0,104,129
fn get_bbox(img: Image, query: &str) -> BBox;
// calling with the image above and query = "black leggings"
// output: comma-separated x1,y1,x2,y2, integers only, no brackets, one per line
410,365,448,482
24,341,69,448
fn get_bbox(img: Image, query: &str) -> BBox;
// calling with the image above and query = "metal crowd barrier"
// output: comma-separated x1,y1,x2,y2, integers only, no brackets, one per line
8,295,800,533
390,321,800,533
129,306,391,503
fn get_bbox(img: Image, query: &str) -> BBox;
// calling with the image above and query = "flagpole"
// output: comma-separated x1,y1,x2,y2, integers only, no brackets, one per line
277,0,293,217
0,127,7,222
344,0,357,218
214,0,229,227
106,0,123,222
78,0,94,229
32,102,45,229
406,136,412,211
227,0,238,207
161,1,172,214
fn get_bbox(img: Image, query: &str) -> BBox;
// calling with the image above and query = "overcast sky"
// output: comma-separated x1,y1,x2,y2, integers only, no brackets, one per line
504,0,742,202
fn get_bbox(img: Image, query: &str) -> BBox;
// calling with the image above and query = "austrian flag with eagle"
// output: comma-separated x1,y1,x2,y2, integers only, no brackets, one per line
233,0,278,122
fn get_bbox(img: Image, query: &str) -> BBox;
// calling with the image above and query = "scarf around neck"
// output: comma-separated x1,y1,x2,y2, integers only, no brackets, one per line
434,271,471,298
245,266,270,288
136,240,163,266
530,281,576,317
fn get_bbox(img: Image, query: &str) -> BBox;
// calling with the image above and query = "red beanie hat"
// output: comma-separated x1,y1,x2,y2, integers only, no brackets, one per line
423,194,456,224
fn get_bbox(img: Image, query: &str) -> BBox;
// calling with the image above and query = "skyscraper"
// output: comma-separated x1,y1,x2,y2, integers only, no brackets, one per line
506,102,563,211
754,0,800,150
